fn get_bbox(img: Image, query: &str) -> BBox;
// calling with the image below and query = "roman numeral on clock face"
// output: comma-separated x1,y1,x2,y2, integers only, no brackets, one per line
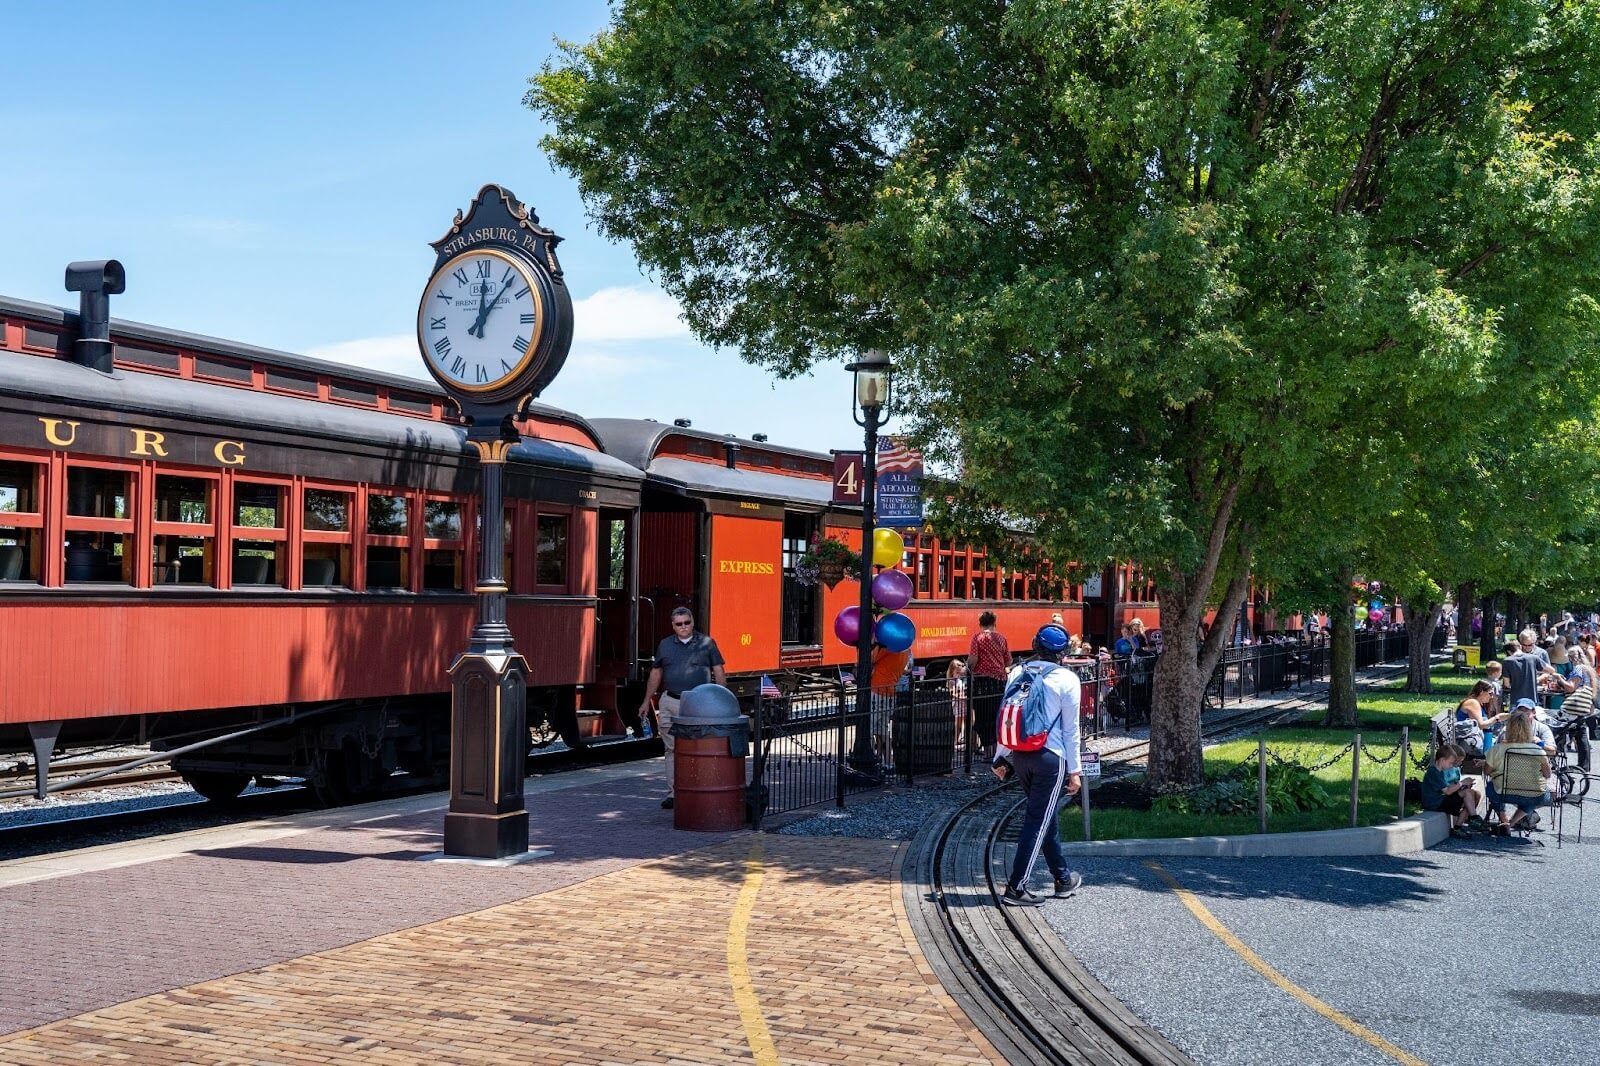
429,316,446,331
514,286,530,300
513,336,529,354
476,260,492,279
474,364,489,382
520,312,534,324
434,336,452,356
452,267,470,287
450,355,466,376
502,267,516,286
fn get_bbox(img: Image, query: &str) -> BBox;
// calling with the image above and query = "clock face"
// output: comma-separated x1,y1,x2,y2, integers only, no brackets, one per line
417,248,542,393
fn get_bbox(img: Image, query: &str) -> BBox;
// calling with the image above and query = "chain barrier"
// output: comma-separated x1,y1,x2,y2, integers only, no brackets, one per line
1404,736,1433,771
1267,742,1355,772
1357,737,1404,765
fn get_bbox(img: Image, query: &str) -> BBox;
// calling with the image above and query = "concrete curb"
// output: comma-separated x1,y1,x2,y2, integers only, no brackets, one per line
1060,811,1450,858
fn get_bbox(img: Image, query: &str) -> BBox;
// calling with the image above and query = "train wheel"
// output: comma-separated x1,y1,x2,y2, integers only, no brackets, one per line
309,741,382,807
182,771,251,803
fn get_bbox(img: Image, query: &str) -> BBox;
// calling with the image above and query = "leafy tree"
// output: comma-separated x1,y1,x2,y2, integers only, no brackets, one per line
533,0,1600,786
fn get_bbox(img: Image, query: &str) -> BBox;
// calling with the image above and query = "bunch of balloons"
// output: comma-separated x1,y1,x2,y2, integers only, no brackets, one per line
832,527,919,653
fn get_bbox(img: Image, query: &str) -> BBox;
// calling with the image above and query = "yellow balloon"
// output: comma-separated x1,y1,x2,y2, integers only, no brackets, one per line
871,527,906,569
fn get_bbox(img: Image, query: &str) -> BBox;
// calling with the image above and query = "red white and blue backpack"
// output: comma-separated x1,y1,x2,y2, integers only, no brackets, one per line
996,664,1060,752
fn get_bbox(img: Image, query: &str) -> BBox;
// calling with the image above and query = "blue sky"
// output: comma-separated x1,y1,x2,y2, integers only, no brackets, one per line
0,1,868,452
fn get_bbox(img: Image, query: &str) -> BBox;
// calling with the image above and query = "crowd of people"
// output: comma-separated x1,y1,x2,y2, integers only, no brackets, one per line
1429,625,1597,836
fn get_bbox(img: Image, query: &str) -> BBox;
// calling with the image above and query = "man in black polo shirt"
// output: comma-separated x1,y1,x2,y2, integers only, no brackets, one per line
639,607,726,808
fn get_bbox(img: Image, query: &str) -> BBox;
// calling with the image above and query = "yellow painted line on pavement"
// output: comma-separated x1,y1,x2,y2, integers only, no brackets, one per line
728,838,780,1065
1146,861,1426,1066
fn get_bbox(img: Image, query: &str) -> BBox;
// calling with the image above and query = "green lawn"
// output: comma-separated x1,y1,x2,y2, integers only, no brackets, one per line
1059,663,1471,841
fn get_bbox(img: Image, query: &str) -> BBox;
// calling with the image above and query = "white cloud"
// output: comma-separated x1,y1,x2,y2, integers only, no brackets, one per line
304,334,432,381
572,286,691,343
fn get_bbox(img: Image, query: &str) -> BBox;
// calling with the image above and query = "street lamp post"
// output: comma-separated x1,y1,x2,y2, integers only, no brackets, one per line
844,350,893,787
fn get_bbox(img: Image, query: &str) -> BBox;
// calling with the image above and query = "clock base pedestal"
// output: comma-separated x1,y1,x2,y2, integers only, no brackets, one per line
442,649,530,860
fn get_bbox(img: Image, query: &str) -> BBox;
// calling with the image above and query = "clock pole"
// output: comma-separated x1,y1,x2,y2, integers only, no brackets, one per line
442,419,530,859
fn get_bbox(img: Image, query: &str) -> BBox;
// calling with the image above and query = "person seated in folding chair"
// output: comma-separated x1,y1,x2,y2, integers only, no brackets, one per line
1550,663,1596,772
1485,710,1551,835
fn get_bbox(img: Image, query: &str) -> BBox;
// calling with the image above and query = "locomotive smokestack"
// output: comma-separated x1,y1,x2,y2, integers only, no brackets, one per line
64,259,126,373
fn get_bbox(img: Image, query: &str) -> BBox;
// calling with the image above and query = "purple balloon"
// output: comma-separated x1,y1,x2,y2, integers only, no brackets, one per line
875,611,917,653
872,568,914,611
834,606,862,646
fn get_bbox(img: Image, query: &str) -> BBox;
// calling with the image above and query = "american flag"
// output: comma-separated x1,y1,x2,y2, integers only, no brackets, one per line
759,674,781,698
876,436,923,474
839,670,855,685
913,666,927,680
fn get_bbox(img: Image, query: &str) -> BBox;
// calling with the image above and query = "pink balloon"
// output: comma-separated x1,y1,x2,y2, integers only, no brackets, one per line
834,606,862,646
872,568,914,611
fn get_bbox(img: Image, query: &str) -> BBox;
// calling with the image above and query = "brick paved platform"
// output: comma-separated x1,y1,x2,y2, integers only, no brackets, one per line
0,762,1001,1064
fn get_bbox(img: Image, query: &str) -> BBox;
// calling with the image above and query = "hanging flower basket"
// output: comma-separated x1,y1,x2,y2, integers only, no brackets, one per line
795,536,861,589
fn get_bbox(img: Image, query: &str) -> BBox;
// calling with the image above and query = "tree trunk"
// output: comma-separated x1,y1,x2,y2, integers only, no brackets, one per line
1324,572,1357,727
1148,625,1206,788
1148,568,1251,789
1403,602,1442,693
1478,593,1497,663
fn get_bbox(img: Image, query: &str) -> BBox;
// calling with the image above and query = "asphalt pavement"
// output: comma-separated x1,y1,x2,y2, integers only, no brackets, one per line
1041,798,1599,1066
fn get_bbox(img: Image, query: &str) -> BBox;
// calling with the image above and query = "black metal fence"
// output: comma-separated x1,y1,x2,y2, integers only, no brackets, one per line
747,630,1417,827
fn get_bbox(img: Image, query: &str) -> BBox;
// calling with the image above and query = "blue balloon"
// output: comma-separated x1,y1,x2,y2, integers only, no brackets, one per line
875,611,917,653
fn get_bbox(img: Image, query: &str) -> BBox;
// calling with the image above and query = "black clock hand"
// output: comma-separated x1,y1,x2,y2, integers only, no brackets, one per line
467,283,494,339
474,277,511,337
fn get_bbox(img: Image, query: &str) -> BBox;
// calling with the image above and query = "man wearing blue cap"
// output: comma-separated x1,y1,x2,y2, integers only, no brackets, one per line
993,623,1084,906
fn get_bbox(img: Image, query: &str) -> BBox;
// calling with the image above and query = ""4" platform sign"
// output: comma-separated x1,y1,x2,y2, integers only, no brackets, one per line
831,451,865,504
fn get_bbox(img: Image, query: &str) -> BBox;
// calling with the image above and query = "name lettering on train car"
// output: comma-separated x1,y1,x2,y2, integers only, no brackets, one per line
738,501,761,511
129,429,169,457
36,417,248,468
920,626,970,638
718,559,776,575
38,417,79,446
577,489,597,500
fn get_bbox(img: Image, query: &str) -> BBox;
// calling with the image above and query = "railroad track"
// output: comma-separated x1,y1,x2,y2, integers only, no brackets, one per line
0,755,185,797
902,660,1419,1064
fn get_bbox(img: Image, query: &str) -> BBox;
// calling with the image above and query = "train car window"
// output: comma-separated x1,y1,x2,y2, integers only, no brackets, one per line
64,467,133,584
424,500,462,540
155,476,211,523
937,551,951,596
422,500,464,592
67,467,128,519
234,483,283,528
602,517,627,591
781,513,820,646
331,382,379,406
916,549,930,594
366,494,408,536
114,343,180,371
193,356,252,384
386,393,437,417
153,475,216,586
0,460,42,582
0,460,37,514
303,489,351,532
536,513,568,587
22,326,60,351
231,482,286,587
265,370,318,395
366,546,408,589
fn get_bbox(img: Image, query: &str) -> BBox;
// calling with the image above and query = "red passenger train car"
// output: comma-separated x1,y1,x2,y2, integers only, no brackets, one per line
589,419,1148,692
0,294,644,800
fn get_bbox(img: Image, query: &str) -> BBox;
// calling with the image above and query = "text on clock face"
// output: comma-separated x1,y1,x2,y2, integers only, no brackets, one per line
426,253,539,385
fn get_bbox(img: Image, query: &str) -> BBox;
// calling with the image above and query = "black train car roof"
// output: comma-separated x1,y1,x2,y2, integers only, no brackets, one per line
0,294,608,448
589,416,851,511
0,340,644,490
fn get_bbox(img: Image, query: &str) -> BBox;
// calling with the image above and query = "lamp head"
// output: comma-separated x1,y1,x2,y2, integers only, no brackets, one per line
845,348,893,425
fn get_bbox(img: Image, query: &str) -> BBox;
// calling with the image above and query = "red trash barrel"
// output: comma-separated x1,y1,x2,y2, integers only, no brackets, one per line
669,684,749,832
